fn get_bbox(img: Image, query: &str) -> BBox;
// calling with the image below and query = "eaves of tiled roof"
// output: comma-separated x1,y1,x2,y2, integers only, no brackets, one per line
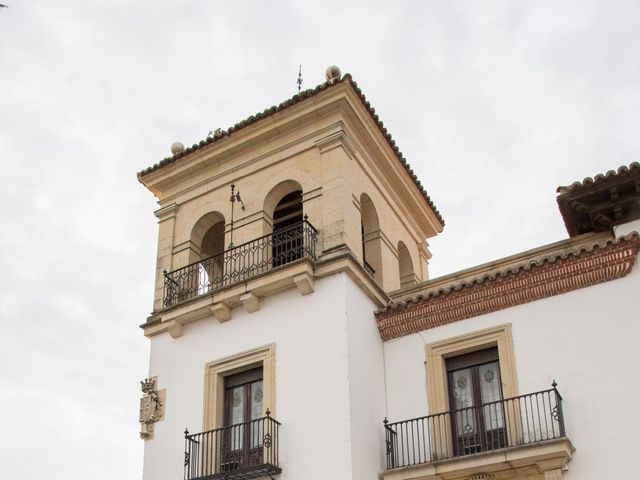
556,162,640,237
556,162,640,194
137,74,444,227
376,232,640,334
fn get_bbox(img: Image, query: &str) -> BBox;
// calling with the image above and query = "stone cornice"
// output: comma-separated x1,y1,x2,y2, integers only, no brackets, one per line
376,233,640,341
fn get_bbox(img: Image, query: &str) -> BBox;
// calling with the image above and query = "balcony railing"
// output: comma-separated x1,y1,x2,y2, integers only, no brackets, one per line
384,384,566,470
363,260,375,277
184,413,281,480
163,218,318,308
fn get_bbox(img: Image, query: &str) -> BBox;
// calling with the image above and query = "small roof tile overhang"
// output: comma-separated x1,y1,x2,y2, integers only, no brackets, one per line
556,162,640,237
137,74,444,227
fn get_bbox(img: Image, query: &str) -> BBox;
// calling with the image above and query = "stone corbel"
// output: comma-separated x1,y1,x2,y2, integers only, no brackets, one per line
211,302,232,322
240,292,261,313
543,469,563,480
294,272,314,295
167,320,184,339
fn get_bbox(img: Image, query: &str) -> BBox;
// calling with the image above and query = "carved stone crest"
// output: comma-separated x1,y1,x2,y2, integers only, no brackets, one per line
139,377,164,439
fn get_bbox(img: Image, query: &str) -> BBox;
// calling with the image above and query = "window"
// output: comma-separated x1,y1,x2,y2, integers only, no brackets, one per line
446,347,506,455
221,368,265,470
424,325,518,459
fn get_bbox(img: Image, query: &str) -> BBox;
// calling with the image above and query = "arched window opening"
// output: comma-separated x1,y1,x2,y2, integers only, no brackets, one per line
360,193,383,284
272,190,303,267
398,241,416,288
199,219,225,290
164,212,226,306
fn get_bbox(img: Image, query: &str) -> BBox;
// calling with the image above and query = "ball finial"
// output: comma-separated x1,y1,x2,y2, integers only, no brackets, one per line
171,142,185,155
325,65,341,81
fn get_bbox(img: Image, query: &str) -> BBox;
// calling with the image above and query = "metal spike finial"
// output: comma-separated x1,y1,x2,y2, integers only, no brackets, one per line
297,65,303,93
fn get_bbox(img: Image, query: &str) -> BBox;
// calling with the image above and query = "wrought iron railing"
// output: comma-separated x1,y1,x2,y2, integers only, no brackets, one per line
363,260,375,277
383,384,565,470
184,413,281,480
163,218,318,308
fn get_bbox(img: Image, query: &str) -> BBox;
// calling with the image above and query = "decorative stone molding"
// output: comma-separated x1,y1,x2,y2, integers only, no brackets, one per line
314,129,357,160
154,203,178,221
172,240,200,257
224,211,269,232
377,234,640,341
380,438,574,480
139,377,164,440
302,187,322,203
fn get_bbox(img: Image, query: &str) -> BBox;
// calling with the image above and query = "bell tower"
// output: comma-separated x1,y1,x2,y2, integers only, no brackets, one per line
137,66,443,480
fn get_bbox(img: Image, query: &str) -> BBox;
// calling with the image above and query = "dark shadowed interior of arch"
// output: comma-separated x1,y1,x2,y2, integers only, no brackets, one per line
272,190,303,267
200,220,225,290
360,193,383,284
398,241,416,288
273,190,303,231
201,220,225,258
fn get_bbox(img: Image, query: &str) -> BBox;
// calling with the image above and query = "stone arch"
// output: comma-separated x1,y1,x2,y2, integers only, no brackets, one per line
264,181,305,267
263,179,304,228
360,193,383,284
188,211,226,292
189,211,226,262
397,241,417,288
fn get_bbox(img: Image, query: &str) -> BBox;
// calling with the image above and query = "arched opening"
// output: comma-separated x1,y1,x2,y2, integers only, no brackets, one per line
190,212,226,294
263,180,303,228
272,189,303,267
360,193,383,284
398,241,416,288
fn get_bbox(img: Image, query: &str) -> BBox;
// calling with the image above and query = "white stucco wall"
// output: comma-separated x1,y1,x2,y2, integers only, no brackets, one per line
345,278,387,479
143,272,383,480
384,253,640,479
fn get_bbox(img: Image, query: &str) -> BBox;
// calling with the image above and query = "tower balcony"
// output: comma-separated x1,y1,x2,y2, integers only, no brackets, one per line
162,219,318,309
382,385,574,480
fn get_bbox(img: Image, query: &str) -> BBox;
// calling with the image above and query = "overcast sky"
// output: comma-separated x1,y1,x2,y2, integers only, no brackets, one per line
1,1,639,479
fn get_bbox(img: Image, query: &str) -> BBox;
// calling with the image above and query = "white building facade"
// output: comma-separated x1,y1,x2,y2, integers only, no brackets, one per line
138,68,640,480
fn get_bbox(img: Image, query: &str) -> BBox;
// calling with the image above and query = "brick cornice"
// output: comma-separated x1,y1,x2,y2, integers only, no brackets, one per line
376,234,640,341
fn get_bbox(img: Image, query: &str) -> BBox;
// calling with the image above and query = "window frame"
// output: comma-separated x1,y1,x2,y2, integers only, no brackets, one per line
425,324,518,415
203,344,275,431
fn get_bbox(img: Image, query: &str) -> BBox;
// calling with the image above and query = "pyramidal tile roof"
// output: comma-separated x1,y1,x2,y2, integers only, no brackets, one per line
137,74,444,226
